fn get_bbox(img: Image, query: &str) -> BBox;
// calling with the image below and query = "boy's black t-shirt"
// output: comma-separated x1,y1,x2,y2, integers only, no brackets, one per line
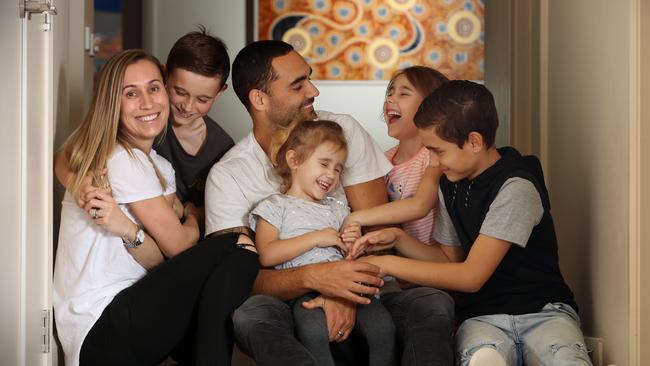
439,146,577,321
155,115,234,206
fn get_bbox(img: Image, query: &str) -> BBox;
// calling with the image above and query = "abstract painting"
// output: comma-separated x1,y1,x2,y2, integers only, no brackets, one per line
254,0,485,81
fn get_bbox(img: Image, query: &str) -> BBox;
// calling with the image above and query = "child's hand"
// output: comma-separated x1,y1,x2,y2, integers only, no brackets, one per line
348,227,400,259
427,150,441,168
313,228,346,253
169,195,184,219
341,211,359,229
182,201,200,221
340,221,361,253
357,255,389,276
75,169,110,208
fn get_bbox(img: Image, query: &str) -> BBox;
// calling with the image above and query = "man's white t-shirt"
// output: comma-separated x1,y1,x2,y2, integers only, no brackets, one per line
205,110,392,235
53,144,175,366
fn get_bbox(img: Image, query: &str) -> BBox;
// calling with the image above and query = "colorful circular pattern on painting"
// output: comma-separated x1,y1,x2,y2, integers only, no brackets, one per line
258,0,484,80
387,0,417,11
367,38,400,69
447,10,481,45
282,27,312,56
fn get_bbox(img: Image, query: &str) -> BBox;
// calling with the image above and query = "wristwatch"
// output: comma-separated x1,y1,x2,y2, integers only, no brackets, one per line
124,228,145,249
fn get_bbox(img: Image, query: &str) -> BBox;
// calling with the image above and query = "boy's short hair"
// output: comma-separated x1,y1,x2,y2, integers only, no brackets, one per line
414,80,499,148
232,40,294,111
166,25,230,89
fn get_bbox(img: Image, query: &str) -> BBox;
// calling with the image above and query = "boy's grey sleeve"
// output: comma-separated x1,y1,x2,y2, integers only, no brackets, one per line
480,178,544,247
433,187,461,246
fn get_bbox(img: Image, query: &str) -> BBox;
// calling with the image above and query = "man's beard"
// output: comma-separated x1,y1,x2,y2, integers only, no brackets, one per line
272,98,316,128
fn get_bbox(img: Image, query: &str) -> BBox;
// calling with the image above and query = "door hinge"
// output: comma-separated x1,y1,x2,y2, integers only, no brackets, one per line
19,0,58,32
41,309,51,353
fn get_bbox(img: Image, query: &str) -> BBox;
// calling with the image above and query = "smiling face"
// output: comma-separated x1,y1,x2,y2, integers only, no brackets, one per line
286,141,347,202
419,127,479,182
167,68,224,127
265,51,320,127
384,74,426,141
119,60,169,150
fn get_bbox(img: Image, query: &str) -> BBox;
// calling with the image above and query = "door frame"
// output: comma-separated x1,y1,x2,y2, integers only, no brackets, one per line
0,1,56,365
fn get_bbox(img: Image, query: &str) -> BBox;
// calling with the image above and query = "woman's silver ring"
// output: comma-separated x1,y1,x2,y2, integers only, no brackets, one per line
91,208,98,219
336,331,344,338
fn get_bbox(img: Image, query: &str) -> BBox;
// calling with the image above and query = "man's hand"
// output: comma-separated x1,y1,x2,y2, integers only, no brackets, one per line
305,260,384,305
348,227,401,259
302,296,356,342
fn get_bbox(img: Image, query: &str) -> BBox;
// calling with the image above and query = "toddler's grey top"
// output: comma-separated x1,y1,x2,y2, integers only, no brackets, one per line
250,194,349,269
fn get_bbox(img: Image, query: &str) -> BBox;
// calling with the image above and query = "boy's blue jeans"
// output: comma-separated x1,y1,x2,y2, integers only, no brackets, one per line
455,302,592,366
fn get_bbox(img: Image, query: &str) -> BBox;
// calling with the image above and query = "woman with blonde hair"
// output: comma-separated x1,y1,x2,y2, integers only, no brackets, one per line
53,49,259,366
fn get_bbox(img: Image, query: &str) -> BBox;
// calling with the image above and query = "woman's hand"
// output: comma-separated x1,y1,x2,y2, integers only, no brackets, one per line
83,188,135,240
347,227,402,259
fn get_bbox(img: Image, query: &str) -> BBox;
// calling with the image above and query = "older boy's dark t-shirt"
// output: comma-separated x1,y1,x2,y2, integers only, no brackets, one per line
155,116,234,206
436,146,576,321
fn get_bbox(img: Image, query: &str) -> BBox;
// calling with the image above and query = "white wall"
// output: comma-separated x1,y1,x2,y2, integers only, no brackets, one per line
314,81,396,150
142,0,251,144
142,0,399,151
0,1,25,365
545,1,631,364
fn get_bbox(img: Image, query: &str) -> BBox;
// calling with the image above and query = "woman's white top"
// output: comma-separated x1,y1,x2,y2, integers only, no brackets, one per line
53,144,175,366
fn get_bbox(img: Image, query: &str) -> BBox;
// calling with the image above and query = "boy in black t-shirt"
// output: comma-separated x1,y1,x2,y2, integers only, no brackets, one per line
349,80,591,365
155,26,235,230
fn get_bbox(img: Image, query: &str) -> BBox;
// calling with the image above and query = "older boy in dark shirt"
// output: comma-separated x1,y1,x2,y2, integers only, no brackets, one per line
351,80,591,365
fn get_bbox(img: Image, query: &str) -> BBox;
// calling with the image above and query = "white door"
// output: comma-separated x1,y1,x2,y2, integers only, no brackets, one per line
0,1,56,365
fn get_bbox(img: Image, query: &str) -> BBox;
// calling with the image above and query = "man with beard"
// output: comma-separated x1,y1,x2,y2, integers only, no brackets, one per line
204,40,456,365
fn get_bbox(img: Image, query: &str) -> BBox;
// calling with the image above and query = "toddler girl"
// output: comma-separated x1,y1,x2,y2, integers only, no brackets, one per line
250,120,396,366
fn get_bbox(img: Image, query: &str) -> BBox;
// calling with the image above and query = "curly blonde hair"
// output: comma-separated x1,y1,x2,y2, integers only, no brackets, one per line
274,120,347,193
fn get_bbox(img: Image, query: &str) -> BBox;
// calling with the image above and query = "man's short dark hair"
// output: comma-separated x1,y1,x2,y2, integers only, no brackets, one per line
232,40,294,111
166,25,230,88
414,80,499,148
